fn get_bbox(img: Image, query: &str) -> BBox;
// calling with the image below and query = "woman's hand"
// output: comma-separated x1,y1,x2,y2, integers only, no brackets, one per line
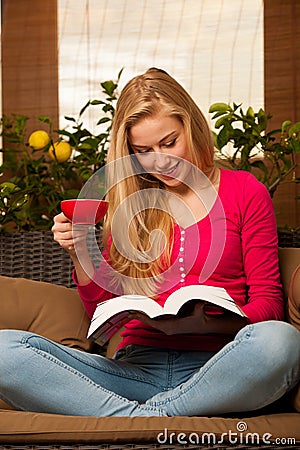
129,302,248,335
129,303,208,335
52,213,94,284
52,212,73,253
52,212,89,255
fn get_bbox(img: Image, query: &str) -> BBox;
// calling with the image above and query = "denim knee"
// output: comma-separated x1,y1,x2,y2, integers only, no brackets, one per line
236,321,300,385
0,328,22,349
236,320,300,349
0,329,33,374
0,327,24,346
0,328,30,346
0,330,22,387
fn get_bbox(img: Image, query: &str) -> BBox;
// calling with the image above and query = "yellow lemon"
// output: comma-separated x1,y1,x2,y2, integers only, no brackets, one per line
28,130,50,150
49,141,72,163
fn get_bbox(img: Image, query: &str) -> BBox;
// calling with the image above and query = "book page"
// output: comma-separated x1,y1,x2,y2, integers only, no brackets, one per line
164,285,245,316
88,294,164,338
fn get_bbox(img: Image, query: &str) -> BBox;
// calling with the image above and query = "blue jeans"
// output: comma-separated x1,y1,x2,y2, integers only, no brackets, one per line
0,321,299,417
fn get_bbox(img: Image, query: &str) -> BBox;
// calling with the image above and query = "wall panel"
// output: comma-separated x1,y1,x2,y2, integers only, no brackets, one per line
1,0,58,132
264,0,300,229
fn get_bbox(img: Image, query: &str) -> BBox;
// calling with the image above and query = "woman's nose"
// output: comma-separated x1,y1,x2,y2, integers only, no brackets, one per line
153,150,170,169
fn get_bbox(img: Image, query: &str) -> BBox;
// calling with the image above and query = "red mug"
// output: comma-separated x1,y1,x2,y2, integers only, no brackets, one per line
61,199,108,225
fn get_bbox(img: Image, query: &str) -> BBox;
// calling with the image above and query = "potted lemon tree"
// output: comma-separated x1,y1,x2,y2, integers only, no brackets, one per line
0,71,121,232
0,71,121,286
209,102,300,248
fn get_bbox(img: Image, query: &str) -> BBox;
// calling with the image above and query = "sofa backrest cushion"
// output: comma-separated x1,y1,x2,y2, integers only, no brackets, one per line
288,264,300,331
0,276,93,352
287,264,300,412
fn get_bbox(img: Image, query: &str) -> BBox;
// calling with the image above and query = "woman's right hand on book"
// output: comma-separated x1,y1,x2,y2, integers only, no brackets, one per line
128,302,248,336
128,303,209,335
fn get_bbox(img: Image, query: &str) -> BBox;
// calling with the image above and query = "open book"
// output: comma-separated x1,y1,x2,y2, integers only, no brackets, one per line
88,284,247,345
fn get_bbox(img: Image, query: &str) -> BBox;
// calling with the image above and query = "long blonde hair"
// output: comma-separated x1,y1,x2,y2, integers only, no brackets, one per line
102,68,215,296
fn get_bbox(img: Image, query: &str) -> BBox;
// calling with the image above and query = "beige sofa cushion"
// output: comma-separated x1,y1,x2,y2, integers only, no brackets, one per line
0,275,92,351
0,410,299,444
0,275,95,411
287,265,300,412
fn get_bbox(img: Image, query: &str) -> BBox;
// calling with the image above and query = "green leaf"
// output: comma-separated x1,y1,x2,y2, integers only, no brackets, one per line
217,125,232,149
117,67,124,81
266,128,281,138
102,104,114,113
214,116,229,129
90,100,105,105
250,159,268,174
232,102,242,111
246,107,255,118
209,102,230,114
55,129,74,139
64,116,76,122
288,122,300,137
290,141,300,153
101,80,117,97
257,108,268,131
79,100,91,117
281,120,292,133
37,116,51,125
97,117,111,125
210,111,228,120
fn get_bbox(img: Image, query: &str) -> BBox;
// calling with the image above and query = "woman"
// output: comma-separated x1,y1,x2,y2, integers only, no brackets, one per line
0,68,299,417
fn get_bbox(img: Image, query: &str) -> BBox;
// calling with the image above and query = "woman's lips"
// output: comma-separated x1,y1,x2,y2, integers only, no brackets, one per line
156,161,180,179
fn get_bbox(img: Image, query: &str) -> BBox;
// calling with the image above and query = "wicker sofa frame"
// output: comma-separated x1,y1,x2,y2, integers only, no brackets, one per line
0,231,299,450
0,231,83,288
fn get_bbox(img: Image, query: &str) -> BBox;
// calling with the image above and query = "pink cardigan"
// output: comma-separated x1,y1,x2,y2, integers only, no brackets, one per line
74,169,284,351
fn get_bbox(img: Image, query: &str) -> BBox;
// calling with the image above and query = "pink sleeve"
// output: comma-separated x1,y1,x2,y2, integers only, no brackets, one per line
239,175,284,322
72,248,114,319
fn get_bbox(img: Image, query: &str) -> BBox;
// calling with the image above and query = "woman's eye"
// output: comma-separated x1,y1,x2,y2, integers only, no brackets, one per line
165,138,176,148
138,148,152,154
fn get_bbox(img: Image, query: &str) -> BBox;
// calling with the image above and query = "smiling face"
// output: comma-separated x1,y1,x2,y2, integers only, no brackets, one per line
128,113,194,193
